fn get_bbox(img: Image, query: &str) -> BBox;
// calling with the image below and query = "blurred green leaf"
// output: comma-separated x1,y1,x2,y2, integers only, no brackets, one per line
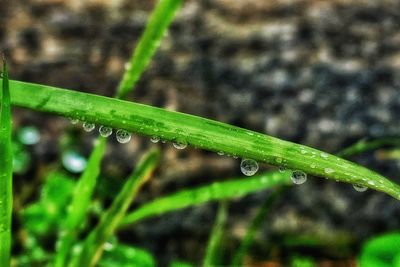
21,172,75,236
359,232,400,267
291,255,316,267
98,243,156,267
169,261,194,267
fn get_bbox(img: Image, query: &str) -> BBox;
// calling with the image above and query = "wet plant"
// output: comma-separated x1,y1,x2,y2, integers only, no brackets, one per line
1,0,400,266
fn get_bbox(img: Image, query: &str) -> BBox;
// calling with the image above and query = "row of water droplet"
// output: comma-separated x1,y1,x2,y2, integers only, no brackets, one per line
72,119,369,192
240,158,368,192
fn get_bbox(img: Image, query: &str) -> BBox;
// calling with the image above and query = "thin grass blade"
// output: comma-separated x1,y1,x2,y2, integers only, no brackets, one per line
54,137,106,267
116,0,182,99
336,137,400,158
231,188,283,266
0,58,12,266
203,202,228,267
120,171,291,227
8,81,397,198
72,148,160,267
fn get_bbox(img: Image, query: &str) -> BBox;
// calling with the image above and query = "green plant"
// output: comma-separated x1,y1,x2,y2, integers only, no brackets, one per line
1,0,400,266
0,58,12,266
359,232,400,267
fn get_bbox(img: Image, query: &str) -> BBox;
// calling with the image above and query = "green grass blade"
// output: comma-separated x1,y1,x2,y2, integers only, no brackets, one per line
203,202,228,267
54,137,106,267
336,137,400,158
120,172,291,227
72,148,160,267
116,0,182,99
7,80,400,200
0,59,12,267
231,188,283,266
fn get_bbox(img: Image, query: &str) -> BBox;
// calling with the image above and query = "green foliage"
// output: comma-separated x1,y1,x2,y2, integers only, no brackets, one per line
169,261,194,267
121,171,290,227
99,243,156,267
0,59,12,266
21,172,75,236
359,232,400,267
116,0,182,99
203,202,228,267
8,79,400,200
54,138,106,266
72,148,160,267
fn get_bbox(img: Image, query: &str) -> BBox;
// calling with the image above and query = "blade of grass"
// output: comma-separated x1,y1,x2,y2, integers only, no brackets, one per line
203,202,228,267
336,137,400,158
0,58,12,267
6,80,400,200
116,0,182,99
120,171,291,227
231,188,283,266
71,148,160,267
54,137,106,267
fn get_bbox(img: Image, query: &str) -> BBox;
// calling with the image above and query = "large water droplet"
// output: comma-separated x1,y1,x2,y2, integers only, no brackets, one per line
116,129,131,143
18,126,40,145
62,151,87,173
291,170,307,185
173,139,187,150
83,122,95,132
240,159,259,176
99,126,112,137
150,136,160,143
353,184,368,192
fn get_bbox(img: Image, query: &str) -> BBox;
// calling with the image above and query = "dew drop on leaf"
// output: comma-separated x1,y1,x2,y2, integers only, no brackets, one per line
324,168,334,174
99,126,112,137
69,118,79,125
291,170,307,185
150,136,160,143
173,139,187,149
217,151,224,156
278,166,286,173
240,159,259,176
82,122,95,132
116,129,131,143
353,184,368,192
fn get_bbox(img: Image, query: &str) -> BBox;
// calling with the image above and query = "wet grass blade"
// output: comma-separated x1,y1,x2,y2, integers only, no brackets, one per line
7,80,400,200
72,148,160,267
231,188,283,266
116,0,182,99
0,59,12,266
120,172,291,227
336,137,400,158
203,202,228,267
54,138,106,267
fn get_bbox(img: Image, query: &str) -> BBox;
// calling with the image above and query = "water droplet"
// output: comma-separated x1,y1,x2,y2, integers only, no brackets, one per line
99,126,112,137
367,181,375,186
324,168,334,174
62,151,87,173
124,62,131,70
82,122,95,132
320,152,329,159
310,163,316,169
353,184,368,192
278,166,286,173
18,126,40,145
240,159,259,176
275,157,283,164
217,151,224,156
233,155,238,159
291,170,307,185
116,129,131,143
173,139,187,150
69,118,79,124
150,136,160,143
300,150,307,154
103,242,114,251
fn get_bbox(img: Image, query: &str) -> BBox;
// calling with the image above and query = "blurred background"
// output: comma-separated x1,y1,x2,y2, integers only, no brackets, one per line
1,0,400,266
